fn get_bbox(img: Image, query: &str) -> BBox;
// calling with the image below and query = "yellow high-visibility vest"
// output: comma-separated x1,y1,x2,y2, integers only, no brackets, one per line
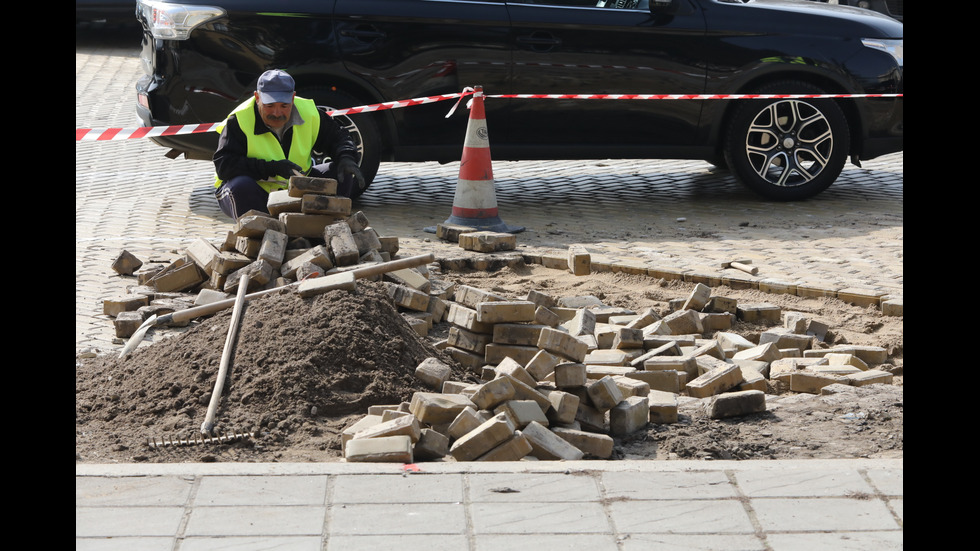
214,96,320,193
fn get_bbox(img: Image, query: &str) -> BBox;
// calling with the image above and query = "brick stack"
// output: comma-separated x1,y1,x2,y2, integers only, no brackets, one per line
344,280,893,463
104,176,399,339
435,223,517,254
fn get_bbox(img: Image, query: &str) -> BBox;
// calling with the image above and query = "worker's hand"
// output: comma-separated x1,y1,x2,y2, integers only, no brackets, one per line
268,159,303,179
338,157,366,194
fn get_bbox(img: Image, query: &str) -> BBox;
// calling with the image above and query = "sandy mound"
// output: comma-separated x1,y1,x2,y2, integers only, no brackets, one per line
75,281,474,463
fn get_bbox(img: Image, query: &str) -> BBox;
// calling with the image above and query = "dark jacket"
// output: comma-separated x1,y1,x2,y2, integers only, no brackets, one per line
213,99,358,182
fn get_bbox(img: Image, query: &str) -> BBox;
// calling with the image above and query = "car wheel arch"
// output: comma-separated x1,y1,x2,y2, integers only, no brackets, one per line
710,71,862,161
292,76,397,160
294,84,386,197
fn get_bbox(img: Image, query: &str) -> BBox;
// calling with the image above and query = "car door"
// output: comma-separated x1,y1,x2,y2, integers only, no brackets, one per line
333,0,513,159
502,0,707,156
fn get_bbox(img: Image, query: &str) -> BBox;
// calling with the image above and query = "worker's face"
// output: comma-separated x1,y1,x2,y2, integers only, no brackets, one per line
254,92,294,129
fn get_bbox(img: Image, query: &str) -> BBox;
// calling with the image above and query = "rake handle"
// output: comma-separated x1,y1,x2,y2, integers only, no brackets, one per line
201,272,250,434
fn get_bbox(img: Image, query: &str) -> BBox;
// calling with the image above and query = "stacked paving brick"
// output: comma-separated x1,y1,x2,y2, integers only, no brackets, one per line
103,176,400,339
344,280,894,463
434,223,518,254
433,223,596,278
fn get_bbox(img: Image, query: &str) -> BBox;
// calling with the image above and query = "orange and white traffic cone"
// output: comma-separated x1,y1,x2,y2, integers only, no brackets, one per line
427,86,524,234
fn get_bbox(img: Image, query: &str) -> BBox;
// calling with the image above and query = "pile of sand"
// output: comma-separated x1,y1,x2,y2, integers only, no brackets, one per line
75,281,473,462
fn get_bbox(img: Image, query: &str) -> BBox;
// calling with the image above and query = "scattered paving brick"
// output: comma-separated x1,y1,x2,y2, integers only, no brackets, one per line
94,189,898,464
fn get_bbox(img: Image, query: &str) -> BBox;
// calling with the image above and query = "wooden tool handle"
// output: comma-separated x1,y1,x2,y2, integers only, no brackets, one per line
202,271,250,434
730,261,759,275
168,281,298,325
349,253,435,279
168,253,435,325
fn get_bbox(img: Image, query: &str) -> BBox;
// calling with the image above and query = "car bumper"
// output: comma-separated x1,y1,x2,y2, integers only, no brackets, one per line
858,94,903,161
860,135,903,162
136,77,219,160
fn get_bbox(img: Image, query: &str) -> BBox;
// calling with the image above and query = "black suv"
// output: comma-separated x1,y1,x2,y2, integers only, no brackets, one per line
135,0,903,200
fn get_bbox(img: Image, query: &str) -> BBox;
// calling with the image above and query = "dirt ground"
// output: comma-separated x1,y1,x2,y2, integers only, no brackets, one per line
75,261,902,464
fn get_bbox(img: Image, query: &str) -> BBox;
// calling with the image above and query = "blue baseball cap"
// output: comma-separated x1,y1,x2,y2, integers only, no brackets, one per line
256,69,295,104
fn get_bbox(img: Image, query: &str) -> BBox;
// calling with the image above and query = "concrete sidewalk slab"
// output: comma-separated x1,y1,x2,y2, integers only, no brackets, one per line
77,460,902,549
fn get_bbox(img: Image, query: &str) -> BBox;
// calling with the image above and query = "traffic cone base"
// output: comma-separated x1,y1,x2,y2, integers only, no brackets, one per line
424,86,524,235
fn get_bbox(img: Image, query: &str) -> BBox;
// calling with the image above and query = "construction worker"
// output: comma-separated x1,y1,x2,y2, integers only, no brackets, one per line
213,69,366,219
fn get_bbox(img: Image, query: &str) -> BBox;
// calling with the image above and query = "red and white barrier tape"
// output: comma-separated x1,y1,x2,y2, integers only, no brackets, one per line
76,90,901,142
76,122,222,142
329,91,468,116
75,92,471,142
490,93,903,101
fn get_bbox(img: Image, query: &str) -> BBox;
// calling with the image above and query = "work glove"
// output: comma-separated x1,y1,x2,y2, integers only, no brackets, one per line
268,159,304,180
338,157,366,194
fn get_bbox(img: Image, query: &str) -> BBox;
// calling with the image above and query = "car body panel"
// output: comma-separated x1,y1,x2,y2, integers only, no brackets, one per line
333,0,512,160
76,0,137,24
500,1,707,157
806,0,902,22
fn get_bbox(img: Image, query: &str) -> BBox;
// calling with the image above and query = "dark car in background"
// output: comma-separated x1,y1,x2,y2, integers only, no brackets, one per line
135,0,903,200
77,1,135,24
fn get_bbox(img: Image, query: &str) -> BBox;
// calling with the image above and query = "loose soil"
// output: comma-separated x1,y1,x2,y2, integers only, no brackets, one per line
75,262,902,464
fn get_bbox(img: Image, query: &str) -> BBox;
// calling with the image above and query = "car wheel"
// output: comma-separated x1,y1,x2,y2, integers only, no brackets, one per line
300,87,382,198
723,81,850,201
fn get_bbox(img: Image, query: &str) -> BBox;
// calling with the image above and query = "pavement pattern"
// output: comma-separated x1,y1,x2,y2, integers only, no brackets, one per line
76,24,903,550
75,34,903,353
76,460,903,550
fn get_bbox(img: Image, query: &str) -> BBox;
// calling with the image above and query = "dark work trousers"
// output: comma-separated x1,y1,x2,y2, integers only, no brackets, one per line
215,160,352,220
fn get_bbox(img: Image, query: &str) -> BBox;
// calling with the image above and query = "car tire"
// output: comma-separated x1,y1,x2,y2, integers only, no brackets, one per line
723,81,850,201
300,86,382,198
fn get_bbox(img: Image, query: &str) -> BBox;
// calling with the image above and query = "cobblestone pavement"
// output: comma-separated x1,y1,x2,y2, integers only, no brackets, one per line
76,24,903,551
76,25,903,353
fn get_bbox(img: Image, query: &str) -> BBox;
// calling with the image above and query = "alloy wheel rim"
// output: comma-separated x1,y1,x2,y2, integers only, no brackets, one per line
744,99,834,188
316,106,365,165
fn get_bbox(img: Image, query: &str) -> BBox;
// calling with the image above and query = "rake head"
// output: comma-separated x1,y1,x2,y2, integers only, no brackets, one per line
147,429,256,449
